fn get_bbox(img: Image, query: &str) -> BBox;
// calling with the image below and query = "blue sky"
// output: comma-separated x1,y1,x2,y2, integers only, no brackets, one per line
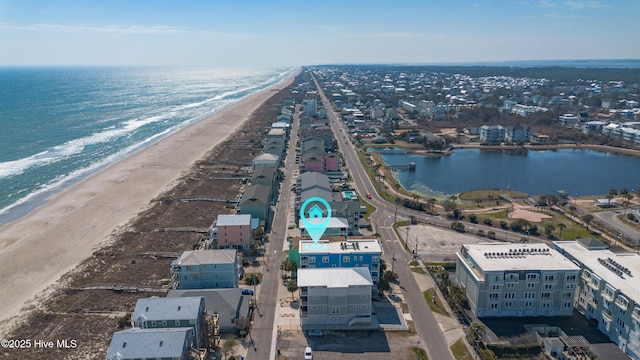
1,0,638,66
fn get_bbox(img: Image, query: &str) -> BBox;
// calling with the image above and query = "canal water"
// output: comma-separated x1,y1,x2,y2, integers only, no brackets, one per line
377,148,640,198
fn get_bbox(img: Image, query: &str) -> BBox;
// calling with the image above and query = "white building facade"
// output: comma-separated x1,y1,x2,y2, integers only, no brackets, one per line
298,267,373,328
456,243,580,318
554,240,640,360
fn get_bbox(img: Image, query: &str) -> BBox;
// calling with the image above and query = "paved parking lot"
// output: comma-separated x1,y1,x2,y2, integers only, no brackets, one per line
405,224,487,261
276,329,419,360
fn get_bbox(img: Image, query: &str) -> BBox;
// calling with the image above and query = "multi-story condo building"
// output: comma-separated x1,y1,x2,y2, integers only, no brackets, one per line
504,126,532,143
554,239,640,360
131,296,205,348
295,239,381,285
456,243,580,318
171,249,240,289
298,267,373,328
479,125,505,142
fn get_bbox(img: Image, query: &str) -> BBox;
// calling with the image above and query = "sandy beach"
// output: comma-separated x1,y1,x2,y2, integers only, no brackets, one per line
0,70,298,329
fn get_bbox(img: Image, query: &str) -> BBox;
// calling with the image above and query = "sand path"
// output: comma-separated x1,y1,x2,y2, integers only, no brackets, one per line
0,70,298,329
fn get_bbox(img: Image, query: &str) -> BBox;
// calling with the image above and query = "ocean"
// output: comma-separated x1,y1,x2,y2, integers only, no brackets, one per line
0,66,295,224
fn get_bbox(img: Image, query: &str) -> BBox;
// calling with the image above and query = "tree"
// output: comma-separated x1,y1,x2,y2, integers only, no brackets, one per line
544,224,556,237
426,198,437,213
221,339,238,360
607,188,618,205
557,223,566,239
582,214,594,230
286,280,298,300
487,230,496,240
568,205,577,217
442,200,457,214
280,259,297,276
382,270,398,283
451,221,465,233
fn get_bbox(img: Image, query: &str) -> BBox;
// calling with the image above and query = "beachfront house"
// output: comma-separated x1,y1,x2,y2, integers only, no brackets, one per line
106,327,194,360
238,184,271,227
170,249,241,290
212,214,253,249
298,267,373,328
250,166,277,201
252,153,279,170
132,296,205,348
479,125,506,142
168,288,252,333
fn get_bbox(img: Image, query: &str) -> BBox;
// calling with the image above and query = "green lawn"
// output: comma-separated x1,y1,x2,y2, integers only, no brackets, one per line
423,288,449,316
412,346,429,360
450,338,473,360
359,198,377,222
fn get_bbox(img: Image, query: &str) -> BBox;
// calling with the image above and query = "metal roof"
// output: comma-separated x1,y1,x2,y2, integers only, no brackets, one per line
298,267,373,288
106,327,191,360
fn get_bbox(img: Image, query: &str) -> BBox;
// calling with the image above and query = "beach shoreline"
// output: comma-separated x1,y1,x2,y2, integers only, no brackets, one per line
0,69,299,331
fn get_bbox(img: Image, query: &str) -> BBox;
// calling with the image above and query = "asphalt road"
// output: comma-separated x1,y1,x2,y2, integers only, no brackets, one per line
312,74,455,360
247,105,301,360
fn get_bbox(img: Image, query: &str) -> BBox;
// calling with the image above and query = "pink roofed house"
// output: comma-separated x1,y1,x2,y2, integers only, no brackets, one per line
323,153,340,172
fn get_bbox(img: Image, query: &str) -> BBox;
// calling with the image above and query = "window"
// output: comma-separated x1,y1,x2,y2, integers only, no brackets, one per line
322,256,329,263
565,283,576,290
372,256,379,262
343,256,350,263
634,307,640,318
309,257,316,263
504,301,513,308
541,301,551,309
563,292,573,299
563,301,573,309
151,321,157,327
504,292,515,299
506,283,516,289
527,282,536,288
331,306,340,314
492,275,503,283
604,286,615,299
541,292,551,299
489,293,499,300
526,273,539,281
525,292,536,299
489,302,499,309
175,320,181,326
566,274,577,282
525,301,533,308
491,285,502,291
544,284,554,290
506,273,519,282
616,294,629,309
359,256,363,261
544,275,556,282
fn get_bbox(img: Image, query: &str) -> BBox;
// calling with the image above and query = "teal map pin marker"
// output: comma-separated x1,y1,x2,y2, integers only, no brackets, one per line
300,197,332,243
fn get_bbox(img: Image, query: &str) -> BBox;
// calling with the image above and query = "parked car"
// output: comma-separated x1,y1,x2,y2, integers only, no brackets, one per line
241,288,254,296
304,346,313,360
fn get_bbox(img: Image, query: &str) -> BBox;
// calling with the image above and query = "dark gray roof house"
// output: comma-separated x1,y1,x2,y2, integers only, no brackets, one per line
106,327,193,360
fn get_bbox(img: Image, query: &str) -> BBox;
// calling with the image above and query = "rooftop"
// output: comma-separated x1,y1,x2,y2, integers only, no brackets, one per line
106,327,191,360
133,296,203,323
298,239,381,255
554,241,640,303
459,243,580,276
298,267,373,288
175,249,237,266
216,214,251,227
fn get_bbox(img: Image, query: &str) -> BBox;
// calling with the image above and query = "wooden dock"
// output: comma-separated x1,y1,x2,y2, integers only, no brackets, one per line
387,162,416,171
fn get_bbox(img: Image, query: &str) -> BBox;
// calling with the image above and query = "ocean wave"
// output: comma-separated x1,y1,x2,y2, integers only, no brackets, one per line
0,112,172,179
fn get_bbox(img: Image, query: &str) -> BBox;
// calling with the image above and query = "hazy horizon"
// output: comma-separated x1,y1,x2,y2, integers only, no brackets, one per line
1,0,639,67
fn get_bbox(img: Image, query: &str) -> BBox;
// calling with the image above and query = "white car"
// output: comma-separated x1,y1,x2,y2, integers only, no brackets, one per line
304,346,313,360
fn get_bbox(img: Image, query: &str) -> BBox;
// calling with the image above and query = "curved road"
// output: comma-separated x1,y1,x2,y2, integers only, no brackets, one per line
312,73,455,360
